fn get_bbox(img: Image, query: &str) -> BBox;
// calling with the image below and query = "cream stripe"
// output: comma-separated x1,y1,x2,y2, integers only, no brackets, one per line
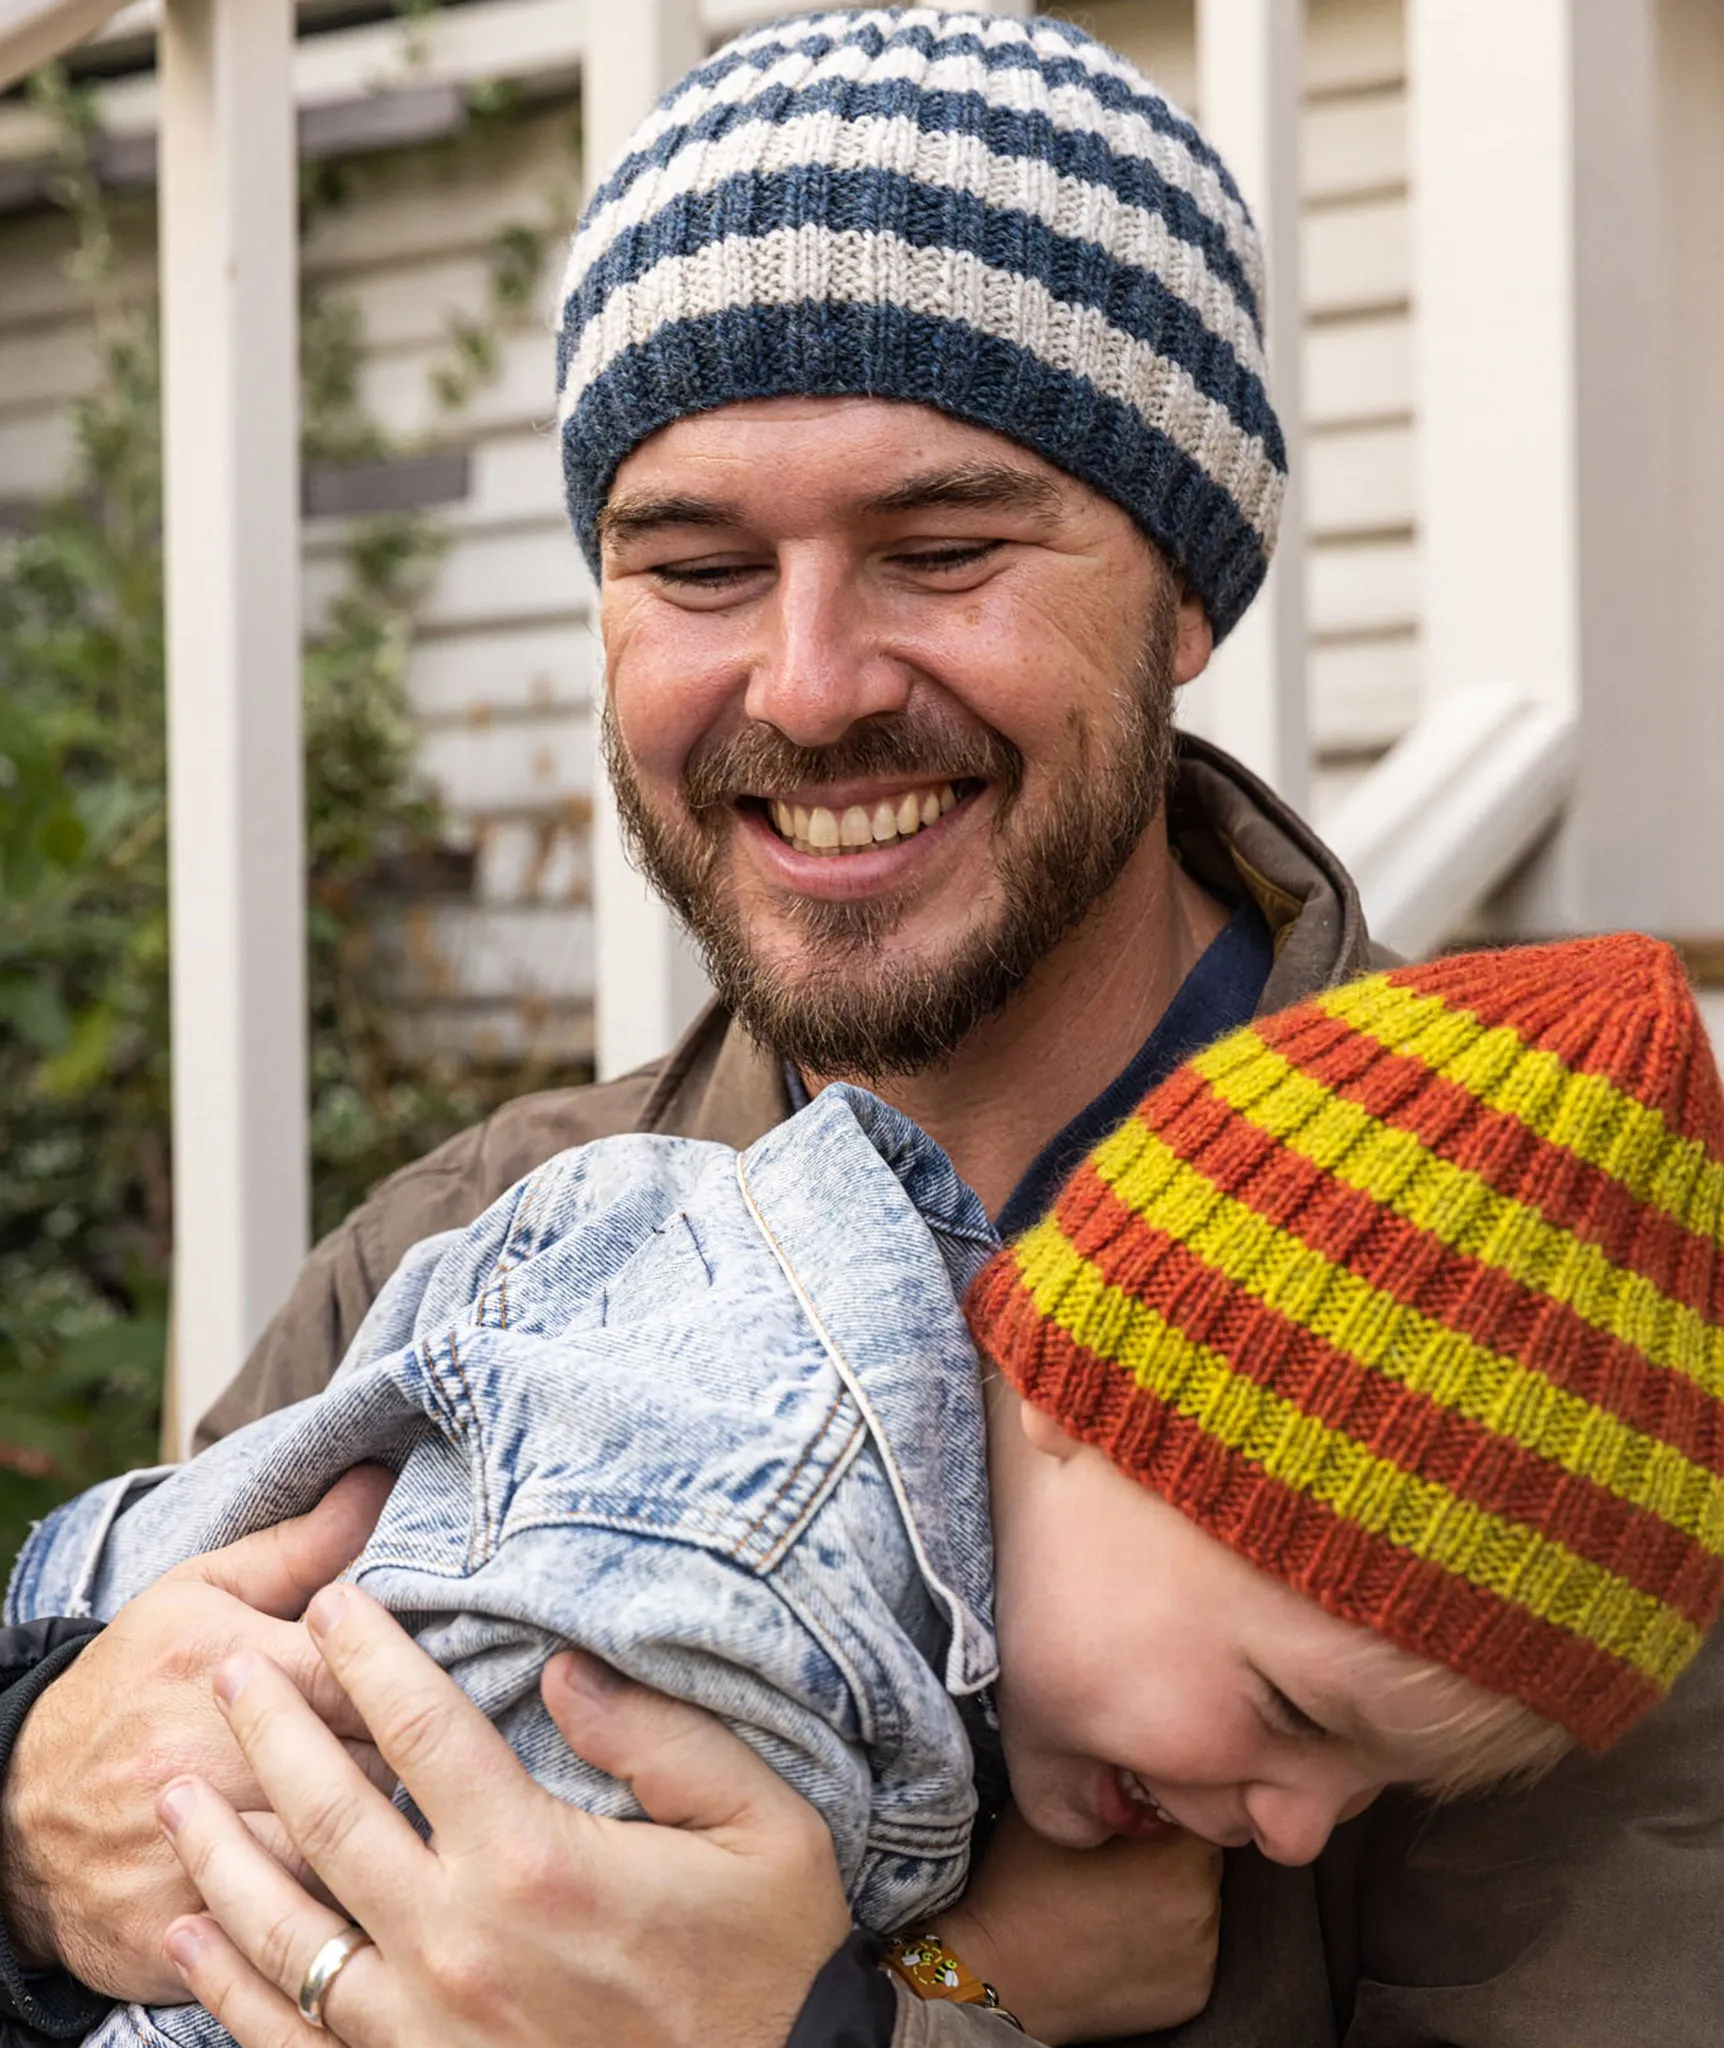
1013,1219,1701,1683
1087,1117,1724,1553
598,22,1261,299
560,107,1266,387
559,224,1283,540
1317,978,1724,1251
1193,1030,1724,1400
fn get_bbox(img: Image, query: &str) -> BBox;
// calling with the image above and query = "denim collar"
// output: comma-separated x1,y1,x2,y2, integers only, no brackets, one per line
736,1085,1000,1695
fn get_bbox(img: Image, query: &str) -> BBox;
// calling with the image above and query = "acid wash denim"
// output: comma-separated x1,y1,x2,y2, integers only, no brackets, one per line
7,1086,1003,2048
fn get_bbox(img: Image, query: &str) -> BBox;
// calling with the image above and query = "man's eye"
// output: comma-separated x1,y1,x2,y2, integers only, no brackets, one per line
891,542,1003,572
650,562,762,588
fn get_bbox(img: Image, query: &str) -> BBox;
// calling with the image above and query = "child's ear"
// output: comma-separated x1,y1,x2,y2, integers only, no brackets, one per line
1019,1398,1084,1463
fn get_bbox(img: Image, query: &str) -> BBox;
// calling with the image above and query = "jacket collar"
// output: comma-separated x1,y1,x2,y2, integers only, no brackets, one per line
734,1085,1002,1697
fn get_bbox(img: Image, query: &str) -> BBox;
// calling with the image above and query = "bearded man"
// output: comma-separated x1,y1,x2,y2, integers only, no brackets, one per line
4,13,1720,2048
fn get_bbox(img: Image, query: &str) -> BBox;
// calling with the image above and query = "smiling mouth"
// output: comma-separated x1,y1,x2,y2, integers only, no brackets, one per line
1116,1768,1179,1831
752,779,980,857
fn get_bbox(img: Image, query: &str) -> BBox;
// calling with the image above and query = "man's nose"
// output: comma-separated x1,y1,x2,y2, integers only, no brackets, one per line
743,551,910,747
1242,1781,1358,1868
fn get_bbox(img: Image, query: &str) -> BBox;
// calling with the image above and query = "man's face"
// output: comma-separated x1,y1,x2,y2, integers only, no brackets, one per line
986,1393,1563,1867
596,397,1210,1078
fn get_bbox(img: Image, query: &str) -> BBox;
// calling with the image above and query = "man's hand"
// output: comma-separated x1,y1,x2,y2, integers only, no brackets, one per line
156,1583,852,2048
934,1806,1222,2044
0,1467,393,2002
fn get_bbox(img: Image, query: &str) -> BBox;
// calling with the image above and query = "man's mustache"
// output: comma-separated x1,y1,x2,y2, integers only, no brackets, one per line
682,712,1023,813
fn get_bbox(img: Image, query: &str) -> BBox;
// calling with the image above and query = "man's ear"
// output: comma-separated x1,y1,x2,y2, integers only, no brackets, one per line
1171,581,1214,688
1019,1398,1085,1463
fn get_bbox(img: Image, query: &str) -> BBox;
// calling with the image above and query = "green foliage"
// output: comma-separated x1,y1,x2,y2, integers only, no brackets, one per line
0,64,559,1561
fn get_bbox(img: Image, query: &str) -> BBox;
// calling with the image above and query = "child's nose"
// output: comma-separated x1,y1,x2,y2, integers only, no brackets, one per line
1241,1782,1354,1867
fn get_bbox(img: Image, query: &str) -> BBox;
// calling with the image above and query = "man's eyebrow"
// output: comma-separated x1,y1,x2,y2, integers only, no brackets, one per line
597,494,742,547
860,462,1066,519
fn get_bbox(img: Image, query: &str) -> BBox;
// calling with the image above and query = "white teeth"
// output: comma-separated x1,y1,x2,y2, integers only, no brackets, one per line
1117,1770,1176,1825
772,783,966,855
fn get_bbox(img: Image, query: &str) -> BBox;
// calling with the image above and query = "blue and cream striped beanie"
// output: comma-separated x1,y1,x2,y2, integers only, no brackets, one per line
556,8,1285,640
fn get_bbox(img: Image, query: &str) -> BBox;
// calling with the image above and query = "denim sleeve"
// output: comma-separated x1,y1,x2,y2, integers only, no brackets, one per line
0,1620,112,2044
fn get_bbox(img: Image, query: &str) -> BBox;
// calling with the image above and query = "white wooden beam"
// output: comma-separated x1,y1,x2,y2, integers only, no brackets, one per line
0,0,126,92
1408,0,1663,935
1183,0,1309,812
583,0,714,1082
1324,687,1576,960
160,0,307,1450
0,0,589,175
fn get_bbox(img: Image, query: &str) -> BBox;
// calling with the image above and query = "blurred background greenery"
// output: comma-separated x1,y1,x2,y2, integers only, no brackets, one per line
0,66,550,1564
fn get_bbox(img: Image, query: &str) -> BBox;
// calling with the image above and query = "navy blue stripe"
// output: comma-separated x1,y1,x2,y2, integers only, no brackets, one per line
560,299,1270,638
587,69,1259,330
679,15,1245,209
561,165,1281,462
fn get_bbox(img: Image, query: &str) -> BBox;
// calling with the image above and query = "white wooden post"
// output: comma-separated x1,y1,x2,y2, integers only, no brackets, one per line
159,0,307,1450
1185,0,1308,812
584,0,712,1083
1407,0,1661,933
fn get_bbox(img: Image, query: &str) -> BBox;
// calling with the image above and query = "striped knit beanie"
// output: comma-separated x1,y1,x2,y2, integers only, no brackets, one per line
556,9,1284,639
966,936,1724,1751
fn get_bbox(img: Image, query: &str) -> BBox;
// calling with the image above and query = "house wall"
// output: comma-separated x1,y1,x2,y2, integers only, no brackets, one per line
1604,0,1724,934
0,93,598,1072
1050,0,1418,817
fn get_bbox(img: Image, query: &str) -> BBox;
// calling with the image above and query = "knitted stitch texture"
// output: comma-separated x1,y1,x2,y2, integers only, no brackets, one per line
555,8,1284,639
966,935,1724,1750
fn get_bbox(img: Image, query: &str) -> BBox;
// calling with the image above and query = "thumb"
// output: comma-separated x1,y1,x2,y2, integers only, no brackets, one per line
172,1465,395,1617
542,1651,811,1839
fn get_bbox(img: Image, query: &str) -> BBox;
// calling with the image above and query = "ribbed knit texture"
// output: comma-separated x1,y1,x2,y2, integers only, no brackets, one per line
967,935,1724,1750
555,8,1284,639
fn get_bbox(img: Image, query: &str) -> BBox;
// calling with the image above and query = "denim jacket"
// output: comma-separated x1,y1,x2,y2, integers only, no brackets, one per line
7,1087,1003,2048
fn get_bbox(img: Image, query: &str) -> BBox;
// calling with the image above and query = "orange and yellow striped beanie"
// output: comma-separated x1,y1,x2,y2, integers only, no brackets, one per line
966,935,1724,1750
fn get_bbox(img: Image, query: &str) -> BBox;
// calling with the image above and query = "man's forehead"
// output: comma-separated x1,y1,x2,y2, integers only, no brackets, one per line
599,396,1082,541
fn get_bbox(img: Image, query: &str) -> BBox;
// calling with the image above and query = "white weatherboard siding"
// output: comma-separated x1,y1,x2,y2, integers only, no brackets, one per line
0,89,595,1069
1051,0,1418,804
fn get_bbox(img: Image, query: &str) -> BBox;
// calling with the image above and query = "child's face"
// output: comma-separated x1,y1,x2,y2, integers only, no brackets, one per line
986,1387,1540,1867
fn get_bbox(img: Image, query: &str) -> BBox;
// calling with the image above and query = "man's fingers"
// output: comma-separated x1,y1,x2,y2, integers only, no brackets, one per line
300,1584,533,1854
164,1916,328,2048
211,1653,426,1933
163,1908,392,2048
176,1467,394,1618
541,1651,820,1840
246,1615,375,1745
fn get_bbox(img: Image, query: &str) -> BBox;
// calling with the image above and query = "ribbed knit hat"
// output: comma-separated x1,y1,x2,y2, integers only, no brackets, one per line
556,8,1284,639
966,936,1724,1751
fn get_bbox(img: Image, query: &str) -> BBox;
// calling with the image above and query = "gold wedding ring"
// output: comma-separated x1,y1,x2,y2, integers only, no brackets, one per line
296,1922,375,2031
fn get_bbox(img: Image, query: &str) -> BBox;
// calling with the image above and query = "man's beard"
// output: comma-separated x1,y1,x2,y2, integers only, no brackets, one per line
602,587,1181,1081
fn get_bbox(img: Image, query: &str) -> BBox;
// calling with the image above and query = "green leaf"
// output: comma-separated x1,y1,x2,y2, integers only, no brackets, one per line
0,976,70,1051
34,1004,117,1099
40,806,87,867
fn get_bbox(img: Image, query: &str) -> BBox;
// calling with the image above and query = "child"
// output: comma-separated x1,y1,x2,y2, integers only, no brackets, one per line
11,934,1723,2043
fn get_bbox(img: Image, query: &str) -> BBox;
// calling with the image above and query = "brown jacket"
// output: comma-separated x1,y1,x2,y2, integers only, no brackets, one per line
203,737,1724,2047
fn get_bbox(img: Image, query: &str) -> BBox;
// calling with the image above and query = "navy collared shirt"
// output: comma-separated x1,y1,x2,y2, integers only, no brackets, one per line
785,895,1275,1235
